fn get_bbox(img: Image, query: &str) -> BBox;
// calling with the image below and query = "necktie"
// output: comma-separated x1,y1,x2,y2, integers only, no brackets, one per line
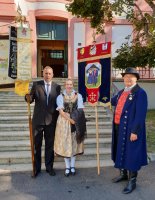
46,83,50,105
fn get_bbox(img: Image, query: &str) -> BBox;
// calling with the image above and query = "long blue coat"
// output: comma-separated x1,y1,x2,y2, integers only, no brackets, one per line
111,84,148,171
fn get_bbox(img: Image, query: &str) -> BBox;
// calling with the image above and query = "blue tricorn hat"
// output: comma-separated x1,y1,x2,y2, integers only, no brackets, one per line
121,67,140,80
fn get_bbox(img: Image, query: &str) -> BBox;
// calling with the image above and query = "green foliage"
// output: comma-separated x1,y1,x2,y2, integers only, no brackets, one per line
113,39,155,69
146,109,155,153
66,0,112,33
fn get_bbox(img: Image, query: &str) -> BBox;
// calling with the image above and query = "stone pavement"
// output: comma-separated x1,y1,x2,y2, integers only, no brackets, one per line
0,161,155,200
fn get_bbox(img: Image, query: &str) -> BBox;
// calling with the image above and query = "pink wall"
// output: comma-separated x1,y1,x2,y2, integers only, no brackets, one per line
0,0,16,35
137,0,153,11
0,17,16,35
0,0,14,2
0,0,16,17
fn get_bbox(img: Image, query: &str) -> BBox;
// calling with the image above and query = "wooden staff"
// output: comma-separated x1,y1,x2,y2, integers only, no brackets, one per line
27,95,35,177
95,105,100,175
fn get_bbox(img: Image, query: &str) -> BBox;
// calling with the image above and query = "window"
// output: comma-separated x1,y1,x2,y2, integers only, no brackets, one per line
37,20,68,40
49,50,64,59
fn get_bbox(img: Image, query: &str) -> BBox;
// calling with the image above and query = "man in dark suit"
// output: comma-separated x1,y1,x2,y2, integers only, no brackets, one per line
25,66,61,177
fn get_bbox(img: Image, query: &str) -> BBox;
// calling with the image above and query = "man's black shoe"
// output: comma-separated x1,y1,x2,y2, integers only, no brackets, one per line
122,177,136,194
46,169,56,176
112,169,128,183
33,170,41,178
112,174,128,183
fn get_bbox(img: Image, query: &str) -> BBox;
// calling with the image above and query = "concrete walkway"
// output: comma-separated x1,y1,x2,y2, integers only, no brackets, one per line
0,161,155,200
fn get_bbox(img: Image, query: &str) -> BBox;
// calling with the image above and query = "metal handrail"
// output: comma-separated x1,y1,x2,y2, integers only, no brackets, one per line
112,68,155,79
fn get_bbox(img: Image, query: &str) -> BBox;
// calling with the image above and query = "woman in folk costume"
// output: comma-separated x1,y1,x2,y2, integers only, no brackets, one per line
54,78,87,177
111,68,148,194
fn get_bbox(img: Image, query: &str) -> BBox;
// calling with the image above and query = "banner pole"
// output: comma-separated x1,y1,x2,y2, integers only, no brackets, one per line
95,105,100,175
27,98,35,177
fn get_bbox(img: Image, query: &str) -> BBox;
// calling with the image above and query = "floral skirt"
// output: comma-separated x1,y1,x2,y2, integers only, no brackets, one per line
54,114,84,157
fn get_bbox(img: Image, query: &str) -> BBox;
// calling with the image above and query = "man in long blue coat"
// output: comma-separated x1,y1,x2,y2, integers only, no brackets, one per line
111,67,148,194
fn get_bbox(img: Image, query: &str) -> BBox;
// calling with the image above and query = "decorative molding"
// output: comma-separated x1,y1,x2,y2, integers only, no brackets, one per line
34,9,68,20
25,0,68,3
0,0,14,3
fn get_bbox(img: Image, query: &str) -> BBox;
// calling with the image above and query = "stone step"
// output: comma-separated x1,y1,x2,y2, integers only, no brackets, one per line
0,115,111,123
0,111,108,119
85,138,111,148
0,104,32,110
0,98,25,102
0,138,111,151
88,128,112,138
0,116,29,124
90,121,112,128
0,128,111,141
0,105,107,112
0,140,31,151
0,111,108,118
0,110,30,116
0,104,108,111
0,124,30,131
0,159,113,174
0,122,112,131
0,147,111,165
0,131,29,141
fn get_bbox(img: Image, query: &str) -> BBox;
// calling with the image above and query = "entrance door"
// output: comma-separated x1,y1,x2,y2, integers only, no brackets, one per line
41,49,65,77
37,20,68,77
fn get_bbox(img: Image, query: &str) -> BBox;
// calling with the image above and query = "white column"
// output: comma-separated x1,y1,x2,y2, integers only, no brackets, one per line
73,22,85,77
112,25,132,78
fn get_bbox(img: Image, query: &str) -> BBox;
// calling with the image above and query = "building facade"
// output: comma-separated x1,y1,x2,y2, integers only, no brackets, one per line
0,0,153,81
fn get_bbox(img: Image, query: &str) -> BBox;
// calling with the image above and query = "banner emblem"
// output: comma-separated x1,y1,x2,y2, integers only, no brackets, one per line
89,45,97,56
80,48,85,55
86,88,99,105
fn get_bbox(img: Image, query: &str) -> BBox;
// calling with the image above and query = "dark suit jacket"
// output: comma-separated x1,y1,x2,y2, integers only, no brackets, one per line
28,80,61,127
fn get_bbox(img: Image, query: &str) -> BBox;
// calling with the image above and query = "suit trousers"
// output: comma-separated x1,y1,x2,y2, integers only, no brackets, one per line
33,124,56,172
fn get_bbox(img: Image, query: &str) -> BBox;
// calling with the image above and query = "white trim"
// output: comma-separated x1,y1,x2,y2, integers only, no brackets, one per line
14,0,66,16
73,22,85,77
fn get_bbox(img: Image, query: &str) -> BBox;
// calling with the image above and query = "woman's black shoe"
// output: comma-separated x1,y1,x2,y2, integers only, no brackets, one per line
70,167,76,176
64,168,70,177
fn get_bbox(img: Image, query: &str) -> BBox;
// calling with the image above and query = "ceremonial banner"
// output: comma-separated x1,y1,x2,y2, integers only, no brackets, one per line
15,80,29,96
78,42,111,175
17,27,32,80
8,26,17,79
78,42,111,106
0,39,14,85
15,27,32,96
